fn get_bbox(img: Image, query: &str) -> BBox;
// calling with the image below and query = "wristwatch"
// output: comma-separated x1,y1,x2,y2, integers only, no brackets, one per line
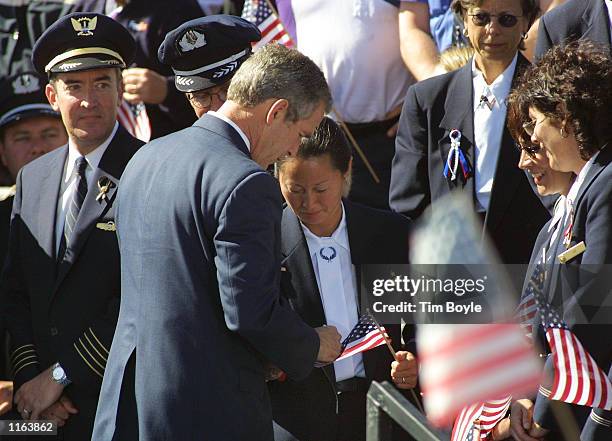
50,362,71,386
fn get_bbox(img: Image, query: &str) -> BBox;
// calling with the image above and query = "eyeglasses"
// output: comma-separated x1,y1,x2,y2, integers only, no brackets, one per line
522,116,549,136
515,142,541,157
186,84,228,109
468,12,522,28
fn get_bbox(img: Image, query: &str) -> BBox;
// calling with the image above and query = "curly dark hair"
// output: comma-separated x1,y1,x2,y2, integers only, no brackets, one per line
508,39,612,160
506,90,533,152
451,0,539,51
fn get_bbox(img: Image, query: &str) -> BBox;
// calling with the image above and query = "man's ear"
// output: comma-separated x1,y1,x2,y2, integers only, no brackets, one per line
45,83,60,112
265,99,289,125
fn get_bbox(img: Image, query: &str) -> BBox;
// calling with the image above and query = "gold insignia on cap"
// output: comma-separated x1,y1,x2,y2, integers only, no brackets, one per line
12,74,39,95
71,16,98,36
178,29,206,53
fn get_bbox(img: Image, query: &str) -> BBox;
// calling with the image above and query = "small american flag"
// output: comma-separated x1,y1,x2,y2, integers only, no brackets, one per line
335,313,387,362
117,100,151,142
452,397,512,441
516,289,537,340
418,323,541,427
241,0,293,49
452,397,513,441
528,265,612,410
452,403,483,441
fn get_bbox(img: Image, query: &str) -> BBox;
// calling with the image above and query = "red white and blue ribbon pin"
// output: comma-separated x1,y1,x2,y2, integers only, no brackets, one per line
443,129,472,181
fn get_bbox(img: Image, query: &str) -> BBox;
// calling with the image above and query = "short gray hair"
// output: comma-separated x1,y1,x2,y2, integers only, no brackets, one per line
227,44,332,122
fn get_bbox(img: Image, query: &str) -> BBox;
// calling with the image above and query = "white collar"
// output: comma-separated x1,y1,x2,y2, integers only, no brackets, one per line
566,151,599,205
65,122,118,181
300,202,349,253
208,110,251,152
606,1,612,43
548,195,567,232
472,54,517,111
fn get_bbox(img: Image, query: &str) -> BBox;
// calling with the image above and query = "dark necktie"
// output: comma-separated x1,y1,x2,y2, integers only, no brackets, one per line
63,156,88,249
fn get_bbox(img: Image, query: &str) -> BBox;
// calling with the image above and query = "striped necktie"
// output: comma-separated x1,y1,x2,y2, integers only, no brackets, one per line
63,156,88,249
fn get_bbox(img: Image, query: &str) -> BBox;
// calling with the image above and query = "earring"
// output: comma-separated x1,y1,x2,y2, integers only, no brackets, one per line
521,32,528,40
560,127,568,138
462,28,468,38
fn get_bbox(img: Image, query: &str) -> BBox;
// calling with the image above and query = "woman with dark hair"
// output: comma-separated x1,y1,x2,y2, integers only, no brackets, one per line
505,39,612,440
390,0,551,264
270,117,416,441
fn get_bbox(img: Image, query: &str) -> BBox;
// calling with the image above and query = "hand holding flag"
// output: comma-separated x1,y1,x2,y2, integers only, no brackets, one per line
335,313,387,362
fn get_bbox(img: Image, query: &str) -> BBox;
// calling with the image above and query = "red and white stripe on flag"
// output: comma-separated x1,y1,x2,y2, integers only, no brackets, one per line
452,397,512,441
242,0,294,50
117,100,151,142
418,323,541,427
452,402,483,441
546,327,612,410
335,327,387,362
476,397,512,437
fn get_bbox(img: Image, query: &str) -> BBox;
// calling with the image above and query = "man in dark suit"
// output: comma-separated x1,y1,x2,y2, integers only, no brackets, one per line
535,0,612,59
92,43,341,441
0,13,143,440
388,56,550,264
390,0,552,265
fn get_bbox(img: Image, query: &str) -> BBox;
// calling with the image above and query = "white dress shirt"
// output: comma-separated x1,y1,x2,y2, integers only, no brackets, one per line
544,195,567,261
566,152,598,209
55,123,118,253
472,54,517,212
301,203,366,381
208,111,251,152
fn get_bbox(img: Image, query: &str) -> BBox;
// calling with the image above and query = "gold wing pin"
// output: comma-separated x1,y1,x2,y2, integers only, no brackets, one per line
72,16,97,36
96,221,116,232
96,176,114,202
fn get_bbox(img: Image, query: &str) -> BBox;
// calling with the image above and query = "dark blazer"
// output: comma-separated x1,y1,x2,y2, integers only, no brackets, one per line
269,200,411,441
389,54,550,264
535,0,612,60
527,146,612,432
0,190,14,379
92,114,319,441
0,126,142,440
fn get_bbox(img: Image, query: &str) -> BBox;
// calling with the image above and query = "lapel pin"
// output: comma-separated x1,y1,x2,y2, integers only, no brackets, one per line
557,241,586,264
443,129,472,182
96,221,116,232
96,176,114,202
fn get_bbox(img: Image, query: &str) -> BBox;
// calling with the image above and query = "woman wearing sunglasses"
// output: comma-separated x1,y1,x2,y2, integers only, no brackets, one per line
390,0,550,264
505,40,612,441
470,85,577,441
